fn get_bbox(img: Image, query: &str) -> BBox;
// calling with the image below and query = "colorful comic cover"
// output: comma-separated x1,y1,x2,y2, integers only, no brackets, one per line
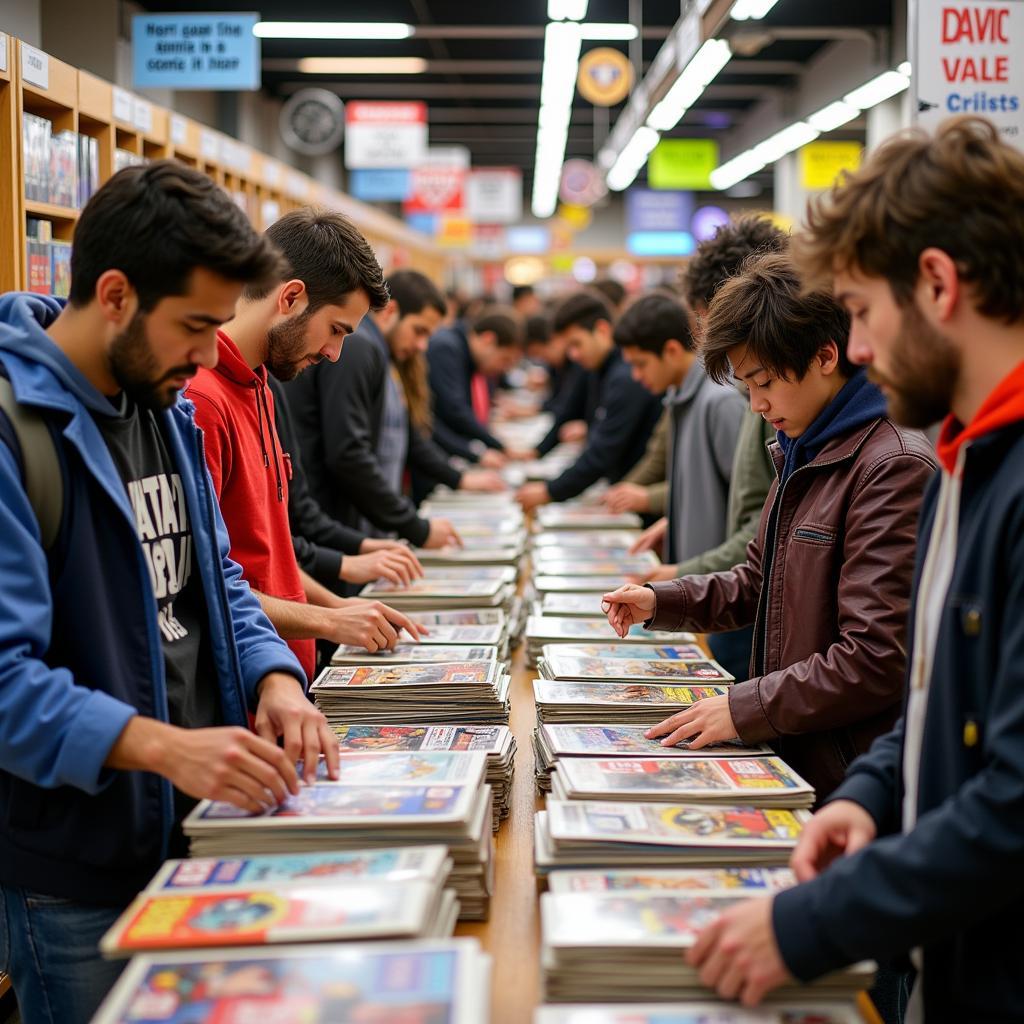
409,609,504,626
330,644,498,665
534,576,626,593
361,578,501,598
532,530,641,548
334,725,509,754
535,1002,863,1023
312,662,498,690
543,655,733,683
533,560,658,577
541,724,770,759
539,593,607,615
533,682,729,706
541,644,708,662
546,866,796,895
527,616,693,643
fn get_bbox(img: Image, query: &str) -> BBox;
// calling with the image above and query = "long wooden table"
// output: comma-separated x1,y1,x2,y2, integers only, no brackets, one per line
454,641,884,1024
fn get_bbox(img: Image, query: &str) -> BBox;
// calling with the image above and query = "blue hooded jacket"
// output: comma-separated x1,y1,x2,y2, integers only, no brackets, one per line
0,293,304,905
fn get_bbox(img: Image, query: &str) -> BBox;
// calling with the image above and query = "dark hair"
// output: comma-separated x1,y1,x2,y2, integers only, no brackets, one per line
794,116,1024,323
69,161,281,310
386,269,446,318
614,293,697,355
512,284,536,302
471,306,523,348
552,291,613,334
683,214,789,310
244,207,389,312
592,277,626,310
702,252,854,384
525,314,551,346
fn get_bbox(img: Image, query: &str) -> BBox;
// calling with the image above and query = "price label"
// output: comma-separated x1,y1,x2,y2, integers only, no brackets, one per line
113,87,134,124
170,115,188,147
20,44,49,90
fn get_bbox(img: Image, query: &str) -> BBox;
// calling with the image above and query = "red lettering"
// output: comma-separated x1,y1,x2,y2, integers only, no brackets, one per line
942,55,1010,82
941,6,1012,44
942,7,968,42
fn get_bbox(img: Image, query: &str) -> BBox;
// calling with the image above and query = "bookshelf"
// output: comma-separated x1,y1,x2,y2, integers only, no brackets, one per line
1,35,446,297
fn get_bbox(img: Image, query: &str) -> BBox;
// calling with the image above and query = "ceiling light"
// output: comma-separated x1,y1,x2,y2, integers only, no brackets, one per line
807,99,859,132
606,125,659,191
646,38,731,131
844,70,911,110
710,150,767,190
255,21,413,39
548,0,589,19
898,61,912,77
730,0,781,20
752,121,819,163
296,57,427,74
580,23,639,40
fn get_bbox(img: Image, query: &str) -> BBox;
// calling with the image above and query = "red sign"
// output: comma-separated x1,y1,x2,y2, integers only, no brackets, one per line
404,164,466,214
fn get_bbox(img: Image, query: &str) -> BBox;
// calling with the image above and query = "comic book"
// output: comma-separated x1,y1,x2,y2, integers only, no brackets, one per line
546,866,796,896
534,576,627,593
534,559,659,577
312,662,499,690
360,578,504,599
532,530,642,548
538,724,772,760
329,643,499,665
540,655,734,683
534,1003,865,1024
533,681,731,726
334,725,512,756
526,615,694,644
409,609,505,627
541,644,708,662
535,507,642,529
538,593,608,616
532,546,656,565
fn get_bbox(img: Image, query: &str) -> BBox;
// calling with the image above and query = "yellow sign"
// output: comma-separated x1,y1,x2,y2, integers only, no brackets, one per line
648,139,719,190
436,215,472,248
577,48,633,106
557,203,592,231
799,141,863,190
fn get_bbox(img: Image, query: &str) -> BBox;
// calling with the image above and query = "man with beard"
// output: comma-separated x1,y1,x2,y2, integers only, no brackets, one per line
676,116,1024,1022
282,269,503,548
189,209,424,684
0,163,340,1024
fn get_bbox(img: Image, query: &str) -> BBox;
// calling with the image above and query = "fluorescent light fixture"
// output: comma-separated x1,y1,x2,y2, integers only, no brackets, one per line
596,146,616,170
710,150,767,190
646,38,731,131
730,0,781,19
607,125,659,191
297,57,427,74
548,0,589,19
580,22,639,40
898,61,912,77
255,21,412,39
753,121,819,163
807,99,859,132
844,70,911,110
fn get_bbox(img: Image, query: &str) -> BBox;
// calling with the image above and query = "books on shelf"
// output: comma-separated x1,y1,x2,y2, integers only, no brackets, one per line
535,801,811,870
535,1002,866,1023
22,112,52,203
91,939,492,1024
114,147,147,172
77,133,100,206
22,115,86,210
532,680,731,725
538,654,734,684
540,890,873,1001
25,218,71,299
329,643,500,666
545,866,796,895
550,756,815,809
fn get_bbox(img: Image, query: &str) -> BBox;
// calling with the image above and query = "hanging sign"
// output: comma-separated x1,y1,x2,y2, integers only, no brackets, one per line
345,101,427,169
648,139,720,190
559,159,608,206
578,47,634,106
799,141,863,189
466,168,523,224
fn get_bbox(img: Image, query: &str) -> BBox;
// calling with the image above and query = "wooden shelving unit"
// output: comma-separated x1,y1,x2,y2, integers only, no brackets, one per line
1,34,446,294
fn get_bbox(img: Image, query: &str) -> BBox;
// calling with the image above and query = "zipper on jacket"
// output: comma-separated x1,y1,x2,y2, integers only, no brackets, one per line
793,527,834,543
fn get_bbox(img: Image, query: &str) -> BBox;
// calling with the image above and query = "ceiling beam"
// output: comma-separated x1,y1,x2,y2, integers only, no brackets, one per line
263,59,544,74
275,82,541,98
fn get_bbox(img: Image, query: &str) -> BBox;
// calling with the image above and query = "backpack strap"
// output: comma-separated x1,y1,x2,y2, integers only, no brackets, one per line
0,375,63,550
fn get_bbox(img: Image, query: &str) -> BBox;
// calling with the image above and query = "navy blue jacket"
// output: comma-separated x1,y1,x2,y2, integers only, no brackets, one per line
0,294,304,905
547,347,663,502
537,361,591,457
427,323,505,458
773,418,1024,1021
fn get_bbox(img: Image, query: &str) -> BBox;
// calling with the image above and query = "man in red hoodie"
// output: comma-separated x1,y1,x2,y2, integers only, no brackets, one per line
189,208,426,683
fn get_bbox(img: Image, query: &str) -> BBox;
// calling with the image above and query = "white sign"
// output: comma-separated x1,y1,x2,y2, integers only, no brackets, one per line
345,101,427,169
132,97,154,134
170,114,188,147
421,145,470,169
20,44,49,90
113,87,134,124
467,168,523,224
914,0,1024,149
0,33,9,75
200,128,220,161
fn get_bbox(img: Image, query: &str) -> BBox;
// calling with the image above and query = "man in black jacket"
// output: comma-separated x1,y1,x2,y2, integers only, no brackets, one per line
282,271,502,547
267,374,422,589
516,291,663,510
427,306,532,465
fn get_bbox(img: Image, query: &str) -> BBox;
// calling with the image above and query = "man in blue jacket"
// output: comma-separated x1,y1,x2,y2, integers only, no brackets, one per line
683,116,1024,1022
0,162,339,1024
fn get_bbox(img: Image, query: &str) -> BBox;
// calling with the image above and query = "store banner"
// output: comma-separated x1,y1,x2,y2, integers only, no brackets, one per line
648,139,719,190
559,159,607,207
625,188,694,234
466,168,523,224
345,101,427,169
404,165,466,215
799,141,863,189
437,215,473,248
348,169,412,202
913,0,1024,149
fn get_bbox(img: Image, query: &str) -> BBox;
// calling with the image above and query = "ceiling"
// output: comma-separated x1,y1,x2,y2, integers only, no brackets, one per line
135,0,897,199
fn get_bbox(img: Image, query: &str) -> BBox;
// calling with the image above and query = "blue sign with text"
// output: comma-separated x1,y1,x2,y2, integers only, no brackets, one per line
350,169,412,202
626,188,694,234
132,13,260,90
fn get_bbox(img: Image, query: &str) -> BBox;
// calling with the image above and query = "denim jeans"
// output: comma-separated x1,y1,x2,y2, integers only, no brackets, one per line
707,625,755,682
0,884,126,1024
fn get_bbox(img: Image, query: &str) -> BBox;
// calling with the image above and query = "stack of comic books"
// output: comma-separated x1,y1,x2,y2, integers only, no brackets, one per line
545,865,796,896
360,566,517,611
533,575,629,594
532,724,772,792
99,847,458,957
311,661,511,727
540,889,873,1001
524,617,695,667
534,801,812,871
533,681,730,726
404,608,511,656
537,593,615,617
90,939,492,1023
549,757,815,810
535,506,643,531
537,653,734,685
531,550,659,579
531,529,644,551
333,725,516,829
534,1002,867,1023
329,643,500,667
184,752,495,920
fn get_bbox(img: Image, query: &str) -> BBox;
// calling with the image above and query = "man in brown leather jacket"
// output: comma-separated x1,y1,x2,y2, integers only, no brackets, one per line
603,253,936,801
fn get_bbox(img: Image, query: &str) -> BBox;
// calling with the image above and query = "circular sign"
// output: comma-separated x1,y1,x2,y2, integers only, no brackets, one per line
279,89,345,157
559,159,608,208
577,48,634,106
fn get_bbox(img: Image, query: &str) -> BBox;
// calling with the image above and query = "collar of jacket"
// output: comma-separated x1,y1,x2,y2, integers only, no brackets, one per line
768,417,886,478
664,358,706,409
595,345,621,380
359,314,390,361
213,329,264,387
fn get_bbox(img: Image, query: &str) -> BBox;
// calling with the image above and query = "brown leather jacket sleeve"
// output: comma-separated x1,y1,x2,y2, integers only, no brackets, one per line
729,452,933,743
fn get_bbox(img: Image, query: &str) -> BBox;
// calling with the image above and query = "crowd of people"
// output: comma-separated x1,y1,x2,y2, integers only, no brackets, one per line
0,114,1022,1024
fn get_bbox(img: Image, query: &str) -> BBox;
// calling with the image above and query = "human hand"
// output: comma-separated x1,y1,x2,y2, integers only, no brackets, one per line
686,897,792,1006
630,517,668,555
505,447,538,462
559,420,587,443
790,799,878,882
460,469,507,493
254,672,340,785
425,518,463,549
645,695,738,749
322,600,425,651
601,583,656,636
340,546,423,586
516,481,550,511
603,482,651,514
479,449,507,469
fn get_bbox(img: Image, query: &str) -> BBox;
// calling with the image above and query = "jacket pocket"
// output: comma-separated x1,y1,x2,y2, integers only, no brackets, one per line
792,524,837,545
